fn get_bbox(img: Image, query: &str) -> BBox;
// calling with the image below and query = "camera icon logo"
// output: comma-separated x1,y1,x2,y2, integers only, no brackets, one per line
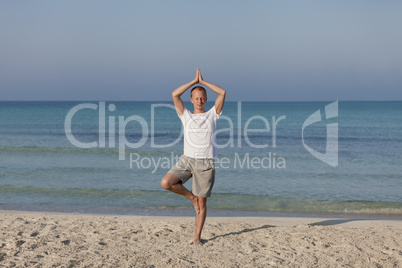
302,101,338,167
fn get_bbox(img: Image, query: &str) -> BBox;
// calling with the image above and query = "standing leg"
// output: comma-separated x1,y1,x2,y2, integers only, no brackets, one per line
161,173,200,214
193,196,207,245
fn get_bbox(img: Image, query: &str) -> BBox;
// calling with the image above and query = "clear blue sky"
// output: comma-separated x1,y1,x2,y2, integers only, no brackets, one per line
1,1,401,101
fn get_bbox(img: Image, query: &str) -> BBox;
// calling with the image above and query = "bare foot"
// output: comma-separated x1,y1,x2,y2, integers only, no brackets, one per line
191,239,203,246
191,195,200,214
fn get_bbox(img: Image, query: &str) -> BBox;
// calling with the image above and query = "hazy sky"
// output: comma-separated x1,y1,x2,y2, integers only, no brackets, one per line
1,1,401,101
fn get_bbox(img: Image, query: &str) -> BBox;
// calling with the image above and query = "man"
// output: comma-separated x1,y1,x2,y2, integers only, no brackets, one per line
161,68,226,245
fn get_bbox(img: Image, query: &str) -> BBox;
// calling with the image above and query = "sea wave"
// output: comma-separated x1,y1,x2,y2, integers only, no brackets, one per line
1,185,401,216
0,146,179,157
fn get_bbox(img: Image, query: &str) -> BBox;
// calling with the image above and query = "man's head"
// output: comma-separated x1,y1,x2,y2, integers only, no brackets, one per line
190,86,207,98
190,86,207,112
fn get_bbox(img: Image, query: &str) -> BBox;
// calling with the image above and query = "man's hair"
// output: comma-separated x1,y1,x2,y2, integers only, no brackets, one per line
190,86,207,98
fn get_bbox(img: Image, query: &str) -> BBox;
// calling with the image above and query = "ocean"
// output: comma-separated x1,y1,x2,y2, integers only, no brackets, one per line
0,101,401,217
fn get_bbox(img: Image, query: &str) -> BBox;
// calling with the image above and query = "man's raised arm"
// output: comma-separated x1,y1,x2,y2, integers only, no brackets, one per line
172,68,200,116
198,70,226,115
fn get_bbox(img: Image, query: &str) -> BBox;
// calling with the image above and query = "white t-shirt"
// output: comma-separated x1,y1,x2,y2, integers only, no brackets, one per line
179,106,221,159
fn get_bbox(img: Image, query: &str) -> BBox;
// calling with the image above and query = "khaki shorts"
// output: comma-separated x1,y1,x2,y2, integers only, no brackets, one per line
168,155,215,198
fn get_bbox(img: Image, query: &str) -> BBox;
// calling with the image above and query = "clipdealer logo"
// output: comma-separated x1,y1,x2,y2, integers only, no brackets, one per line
64,101,339,169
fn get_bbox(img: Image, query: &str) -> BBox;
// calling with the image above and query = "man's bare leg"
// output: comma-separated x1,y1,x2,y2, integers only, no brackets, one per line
161,173,200,214
193,196,207,245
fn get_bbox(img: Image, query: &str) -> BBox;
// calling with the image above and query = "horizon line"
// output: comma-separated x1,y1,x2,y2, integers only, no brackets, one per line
0,99,401,103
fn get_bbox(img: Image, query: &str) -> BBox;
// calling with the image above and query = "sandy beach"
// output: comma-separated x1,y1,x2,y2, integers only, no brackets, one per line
0,210,401,267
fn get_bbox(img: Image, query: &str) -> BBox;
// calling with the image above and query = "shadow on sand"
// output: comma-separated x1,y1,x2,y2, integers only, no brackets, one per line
308,219,368,226
207,224,276,242
204,218,368,244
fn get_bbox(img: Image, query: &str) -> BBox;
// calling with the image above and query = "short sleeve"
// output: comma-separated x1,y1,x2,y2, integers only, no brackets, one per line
212,105,222,119
178,107,189,126
178,107,188,119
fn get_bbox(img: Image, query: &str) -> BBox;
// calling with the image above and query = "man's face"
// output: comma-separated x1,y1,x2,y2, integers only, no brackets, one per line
191,89,207,111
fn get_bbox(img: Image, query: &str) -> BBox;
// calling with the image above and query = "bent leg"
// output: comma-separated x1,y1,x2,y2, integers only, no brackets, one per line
193,196,207,245
161,173,200,214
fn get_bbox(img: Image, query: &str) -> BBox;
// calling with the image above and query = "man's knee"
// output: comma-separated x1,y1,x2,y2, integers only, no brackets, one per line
161,177,171,189
161,174,181,190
